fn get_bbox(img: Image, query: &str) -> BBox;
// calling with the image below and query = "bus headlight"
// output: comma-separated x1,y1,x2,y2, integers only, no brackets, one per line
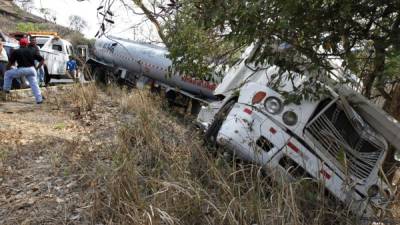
283,111,298,126
264,97,283,114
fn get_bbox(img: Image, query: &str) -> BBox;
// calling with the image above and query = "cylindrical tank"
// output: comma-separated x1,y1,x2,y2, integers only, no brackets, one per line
93,36,219,99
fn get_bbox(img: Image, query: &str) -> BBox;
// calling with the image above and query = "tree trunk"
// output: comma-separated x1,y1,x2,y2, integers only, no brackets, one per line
363,40,386,98
389,83,400,121
382,83,400,182
132,0,167,44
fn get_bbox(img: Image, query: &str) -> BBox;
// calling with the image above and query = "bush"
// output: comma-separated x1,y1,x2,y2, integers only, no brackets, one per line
16,22,47,32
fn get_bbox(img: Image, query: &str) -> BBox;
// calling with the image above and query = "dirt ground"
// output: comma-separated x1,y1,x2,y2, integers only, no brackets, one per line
0,88,120,225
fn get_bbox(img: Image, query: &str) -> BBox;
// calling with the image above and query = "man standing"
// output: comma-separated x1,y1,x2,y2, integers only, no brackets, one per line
3,38,44,104
66,55,78,82
28,36,45,86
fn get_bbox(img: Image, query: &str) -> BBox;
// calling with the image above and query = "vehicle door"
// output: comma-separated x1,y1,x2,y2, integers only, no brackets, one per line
75,45,88,63
50,41,67,75
35,37,55,75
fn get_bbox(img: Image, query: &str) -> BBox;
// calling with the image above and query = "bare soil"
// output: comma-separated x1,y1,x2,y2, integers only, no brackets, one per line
0,90,119,225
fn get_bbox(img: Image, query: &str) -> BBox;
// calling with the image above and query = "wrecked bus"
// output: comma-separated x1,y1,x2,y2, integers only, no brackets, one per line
197,44,399,218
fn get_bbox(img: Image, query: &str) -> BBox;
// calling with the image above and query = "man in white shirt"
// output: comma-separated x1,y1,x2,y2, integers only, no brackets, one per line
0,42,9,88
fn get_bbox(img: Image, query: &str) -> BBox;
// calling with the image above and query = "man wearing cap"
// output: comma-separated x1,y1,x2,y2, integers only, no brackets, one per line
28,36,45,86
3,38,44,104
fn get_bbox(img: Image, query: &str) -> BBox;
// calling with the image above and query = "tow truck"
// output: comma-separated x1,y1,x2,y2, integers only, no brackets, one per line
10,31,78,84
30,32,77,84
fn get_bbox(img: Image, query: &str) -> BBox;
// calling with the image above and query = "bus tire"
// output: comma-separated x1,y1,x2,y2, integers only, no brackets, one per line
204,99,237,146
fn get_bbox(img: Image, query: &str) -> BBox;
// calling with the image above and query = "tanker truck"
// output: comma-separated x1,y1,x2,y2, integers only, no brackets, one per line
85,36,219,113
86,36,400,220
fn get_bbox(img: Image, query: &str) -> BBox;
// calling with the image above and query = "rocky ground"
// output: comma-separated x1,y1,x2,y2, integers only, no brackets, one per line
0,85,120,224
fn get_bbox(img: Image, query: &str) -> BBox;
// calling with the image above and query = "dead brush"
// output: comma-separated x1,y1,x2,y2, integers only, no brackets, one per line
86,88,359,225
61,83,98,112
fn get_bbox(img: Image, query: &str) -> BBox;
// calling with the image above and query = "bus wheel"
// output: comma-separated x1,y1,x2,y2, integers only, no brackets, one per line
204,99,236,146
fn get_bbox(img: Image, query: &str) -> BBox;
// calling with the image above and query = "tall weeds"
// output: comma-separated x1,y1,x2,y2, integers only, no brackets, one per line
65,83,98,112
88,89,356,225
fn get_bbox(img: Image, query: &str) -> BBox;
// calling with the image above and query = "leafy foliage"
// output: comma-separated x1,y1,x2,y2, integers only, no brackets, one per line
16,22,47,32
162,0,400,107
164,5,241,80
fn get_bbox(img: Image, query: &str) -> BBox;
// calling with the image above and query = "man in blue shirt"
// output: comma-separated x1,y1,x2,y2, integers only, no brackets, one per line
66,56,78,82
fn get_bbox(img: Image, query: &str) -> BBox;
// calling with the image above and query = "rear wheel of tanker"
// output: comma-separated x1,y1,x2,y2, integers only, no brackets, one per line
82,65,93,81
165,90,177,107
105,71,117,85
93,67,106,85
190,99,201,115
204,99,237,146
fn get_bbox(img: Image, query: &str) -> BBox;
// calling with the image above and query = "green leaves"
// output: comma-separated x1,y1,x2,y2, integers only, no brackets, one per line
160,0,400,106
163,2,242,80
16,22,47,32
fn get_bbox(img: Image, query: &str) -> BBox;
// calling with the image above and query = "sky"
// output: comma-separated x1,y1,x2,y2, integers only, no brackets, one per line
16,0,158,41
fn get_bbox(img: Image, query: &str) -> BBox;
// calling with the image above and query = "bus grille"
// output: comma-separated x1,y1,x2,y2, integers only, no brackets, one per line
305,103,384,180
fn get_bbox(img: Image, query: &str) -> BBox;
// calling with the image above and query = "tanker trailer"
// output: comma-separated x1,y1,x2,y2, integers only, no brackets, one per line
86,36,220,108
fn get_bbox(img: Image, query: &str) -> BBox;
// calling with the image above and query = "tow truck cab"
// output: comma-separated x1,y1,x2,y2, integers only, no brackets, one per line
32,32,74,80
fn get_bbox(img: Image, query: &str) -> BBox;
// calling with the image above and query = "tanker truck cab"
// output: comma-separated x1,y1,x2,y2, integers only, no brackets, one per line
199,46,396,219
32,32,74,81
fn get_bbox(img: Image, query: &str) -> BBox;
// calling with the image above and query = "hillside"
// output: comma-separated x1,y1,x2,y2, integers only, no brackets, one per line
0,0,88,45
0,0,44,27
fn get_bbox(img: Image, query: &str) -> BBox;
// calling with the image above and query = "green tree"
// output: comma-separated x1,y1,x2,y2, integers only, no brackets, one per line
162,0,400,118
16,22,47,32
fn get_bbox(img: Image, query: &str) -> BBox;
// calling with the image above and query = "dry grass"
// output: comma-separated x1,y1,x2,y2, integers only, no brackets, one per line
68,83,99,112
2,82,398,224
82,87,368,225
50,82,99,114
